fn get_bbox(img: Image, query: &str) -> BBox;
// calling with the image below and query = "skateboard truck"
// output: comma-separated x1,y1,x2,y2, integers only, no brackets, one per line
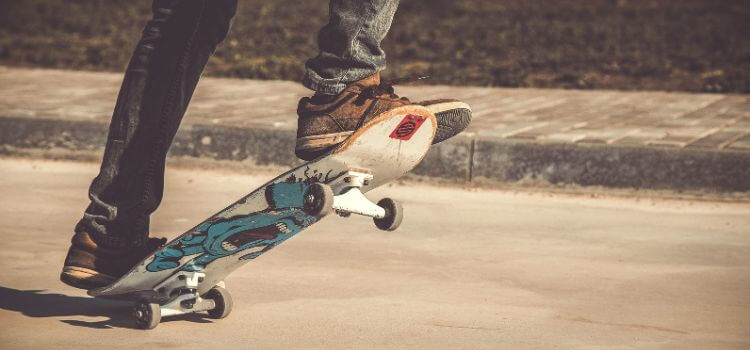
327,170,403,231
132,271,232,329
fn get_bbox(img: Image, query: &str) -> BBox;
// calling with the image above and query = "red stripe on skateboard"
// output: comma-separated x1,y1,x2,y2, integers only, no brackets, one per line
389,114,427,141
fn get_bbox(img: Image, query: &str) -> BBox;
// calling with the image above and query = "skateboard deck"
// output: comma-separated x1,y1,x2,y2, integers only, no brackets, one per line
88,106,436,328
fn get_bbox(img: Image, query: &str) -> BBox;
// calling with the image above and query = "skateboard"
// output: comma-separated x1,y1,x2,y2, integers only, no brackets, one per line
88,106,437,329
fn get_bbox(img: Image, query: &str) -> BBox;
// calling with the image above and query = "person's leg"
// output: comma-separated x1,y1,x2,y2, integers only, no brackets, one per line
295,0,472,160
303,0,399,95
61,0,238,289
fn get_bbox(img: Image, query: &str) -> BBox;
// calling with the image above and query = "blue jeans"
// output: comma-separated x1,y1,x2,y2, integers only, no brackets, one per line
303,0,400,94
77,0,399,247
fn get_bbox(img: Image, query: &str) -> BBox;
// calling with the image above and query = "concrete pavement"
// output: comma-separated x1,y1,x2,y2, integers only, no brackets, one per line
0,158,748,349
1,67,749,193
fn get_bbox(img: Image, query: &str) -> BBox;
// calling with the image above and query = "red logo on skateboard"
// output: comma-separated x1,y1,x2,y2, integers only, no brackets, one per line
389,114,426,141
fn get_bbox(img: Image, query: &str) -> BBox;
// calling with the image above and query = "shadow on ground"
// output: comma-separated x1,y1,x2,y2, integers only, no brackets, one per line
0,286,214,329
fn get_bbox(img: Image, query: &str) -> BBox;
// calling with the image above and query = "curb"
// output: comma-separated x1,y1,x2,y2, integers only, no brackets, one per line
470,138,750,192
1,116,749,193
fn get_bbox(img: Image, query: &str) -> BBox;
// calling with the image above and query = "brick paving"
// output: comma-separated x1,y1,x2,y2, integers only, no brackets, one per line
1,66,748,152
2,66,749,193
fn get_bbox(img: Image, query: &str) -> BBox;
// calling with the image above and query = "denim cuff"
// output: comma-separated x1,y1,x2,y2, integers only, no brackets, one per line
301,70,348,95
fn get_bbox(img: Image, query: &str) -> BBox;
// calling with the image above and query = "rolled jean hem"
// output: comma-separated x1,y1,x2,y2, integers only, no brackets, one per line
301,71,348,95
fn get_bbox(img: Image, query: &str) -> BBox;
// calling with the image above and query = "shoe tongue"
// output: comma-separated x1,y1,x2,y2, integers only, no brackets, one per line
349,73,380,90
360,73,380,86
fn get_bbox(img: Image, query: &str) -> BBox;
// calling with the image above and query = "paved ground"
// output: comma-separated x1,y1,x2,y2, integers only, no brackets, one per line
1,66,749,193
1,66,749,150
0,158,748,349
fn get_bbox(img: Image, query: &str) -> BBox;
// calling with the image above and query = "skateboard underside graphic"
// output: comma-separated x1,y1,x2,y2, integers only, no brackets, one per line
88,106,436,329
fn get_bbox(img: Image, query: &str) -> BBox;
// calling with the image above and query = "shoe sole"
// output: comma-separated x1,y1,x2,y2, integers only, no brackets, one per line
60,266,117,290
296,131,354,149
423,101,473,144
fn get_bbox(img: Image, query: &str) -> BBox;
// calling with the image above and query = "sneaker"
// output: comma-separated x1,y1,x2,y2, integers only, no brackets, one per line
295,73,410,160
60,231,167,290
295,73,472,161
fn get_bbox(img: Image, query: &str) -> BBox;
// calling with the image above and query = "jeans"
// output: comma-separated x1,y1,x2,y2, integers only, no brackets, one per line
77,0,400,247
302,0,400,95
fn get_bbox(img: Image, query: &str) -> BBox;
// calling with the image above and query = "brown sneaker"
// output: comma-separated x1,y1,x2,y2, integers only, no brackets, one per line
295,72,412,161
296,73,472,160
60,231,166,290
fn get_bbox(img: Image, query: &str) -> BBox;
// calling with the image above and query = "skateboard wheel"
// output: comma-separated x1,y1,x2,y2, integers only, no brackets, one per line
374,198,403,231
205,286,233,319
133,301,161,330
303,183,333,217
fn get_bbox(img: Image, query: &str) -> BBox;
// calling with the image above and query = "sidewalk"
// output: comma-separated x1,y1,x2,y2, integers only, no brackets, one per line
2,158,748,346
1,66,749,192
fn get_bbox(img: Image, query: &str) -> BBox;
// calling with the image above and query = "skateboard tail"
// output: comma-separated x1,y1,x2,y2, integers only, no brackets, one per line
332,105,436,189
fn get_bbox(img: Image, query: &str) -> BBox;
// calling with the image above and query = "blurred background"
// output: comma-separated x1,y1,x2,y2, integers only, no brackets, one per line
0,0,748,93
